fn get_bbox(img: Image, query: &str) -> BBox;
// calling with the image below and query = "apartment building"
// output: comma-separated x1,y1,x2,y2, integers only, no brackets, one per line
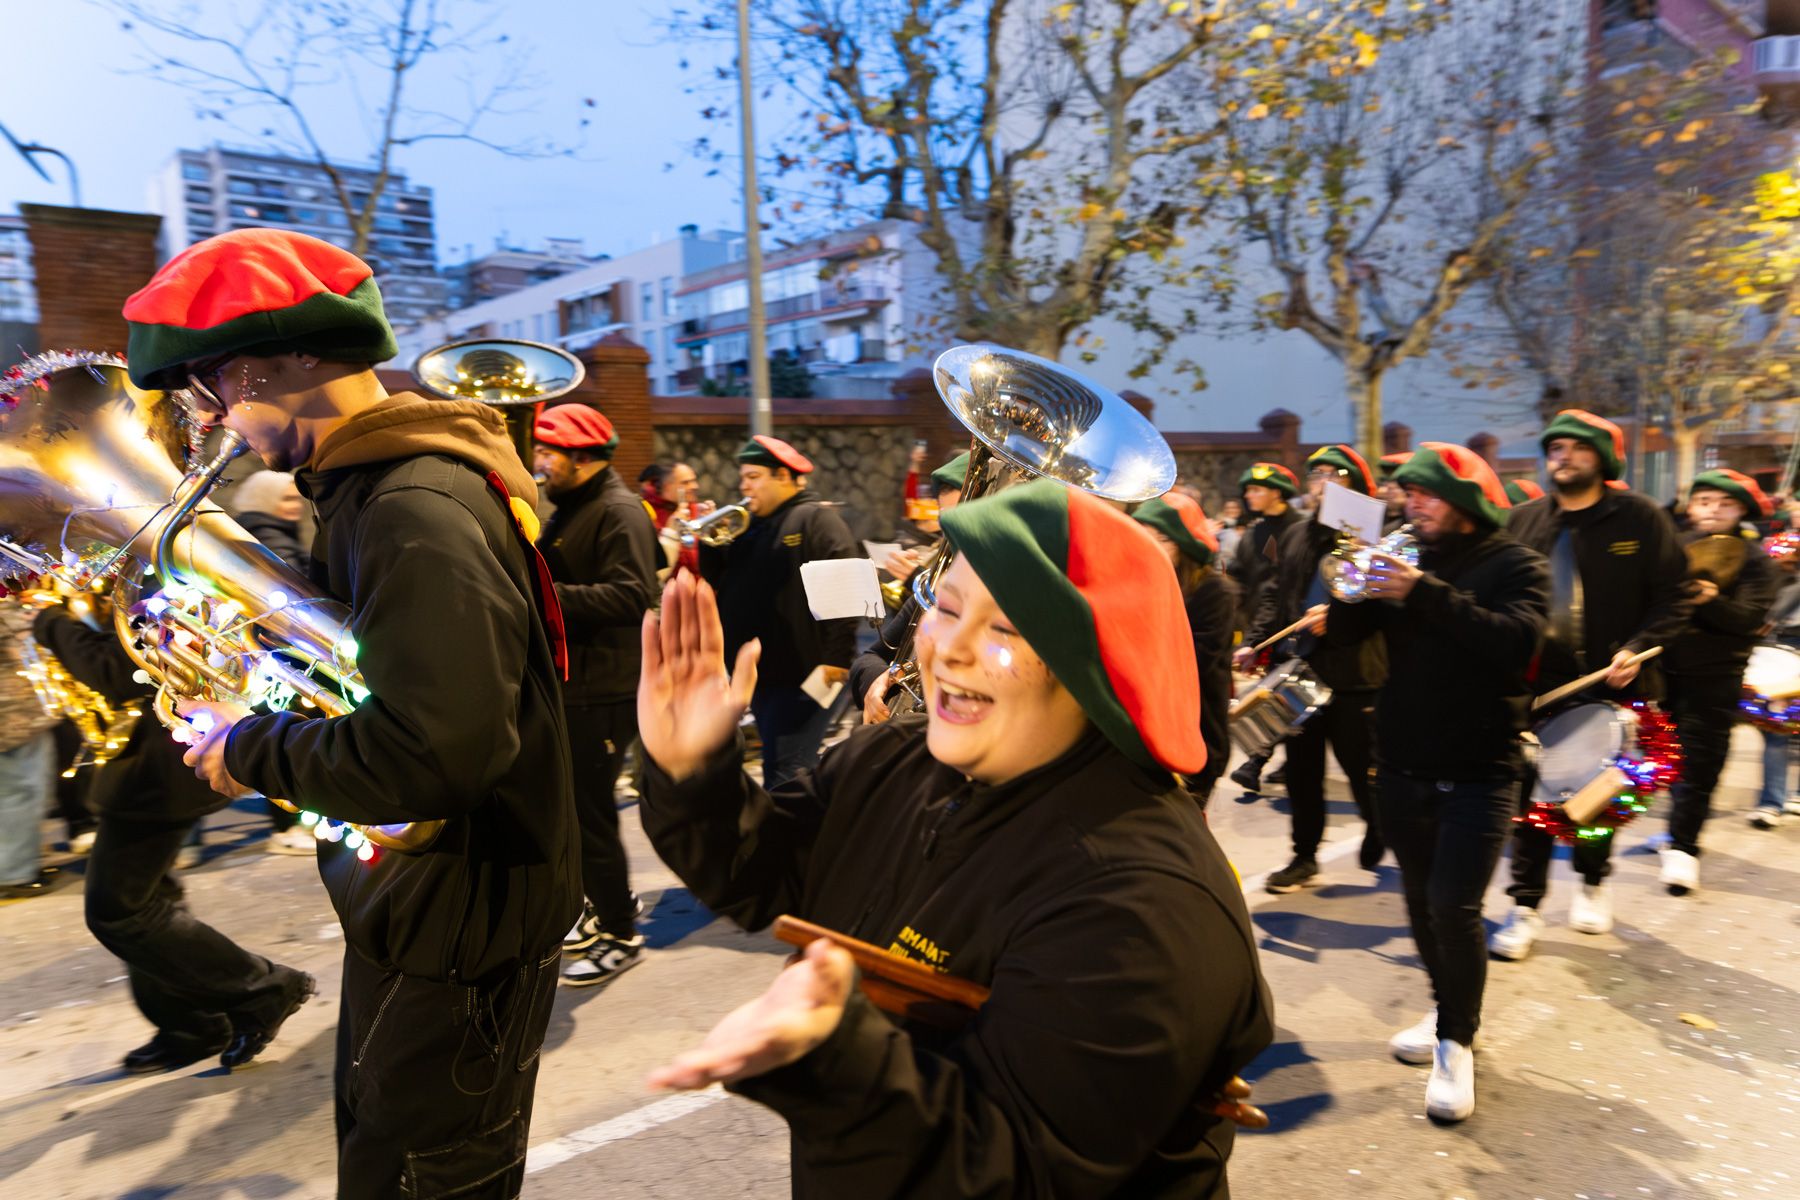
442,238,594,310
146,145,448,327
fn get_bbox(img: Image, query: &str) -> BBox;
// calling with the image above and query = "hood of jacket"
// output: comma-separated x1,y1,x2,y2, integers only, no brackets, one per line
306,392,538,507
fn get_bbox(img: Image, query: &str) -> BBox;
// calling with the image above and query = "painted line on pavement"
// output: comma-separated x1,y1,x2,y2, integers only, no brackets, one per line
1239,832,1368,904
525,1087,727,1175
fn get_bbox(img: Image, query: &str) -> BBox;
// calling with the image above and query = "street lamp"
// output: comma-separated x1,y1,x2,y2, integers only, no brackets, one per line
737,0,772,436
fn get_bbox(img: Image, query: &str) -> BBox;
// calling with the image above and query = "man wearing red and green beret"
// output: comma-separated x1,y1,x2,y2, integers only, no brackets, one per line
1325,442,1549,1121
1658,469,1778,894
1493,409,1691,956
699,434,859,787
1236,444,1388,890
1224,461,1304,791
129,228,580,1199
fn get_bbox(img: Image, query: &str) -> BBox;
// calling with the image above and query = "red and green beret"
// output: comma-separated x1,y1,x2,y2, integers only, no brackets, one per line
1504,478,1544,506
737,434,813,474
1541,409,1626,480
1239,461,1299,497
940,480,1207,776
1394,442,1512,529
536,403,618,455
1378,452,1412,482
122,228,397,389
1307,444,1376,496
1690,468,1773,518
1133,492,1218,567
930,451,971,495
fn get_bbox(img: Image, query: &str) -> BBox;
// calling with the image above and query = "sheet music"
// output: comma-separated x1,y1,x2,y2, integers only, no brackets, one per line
1318,481,1386,544
801,558,885,621
862,541,904,573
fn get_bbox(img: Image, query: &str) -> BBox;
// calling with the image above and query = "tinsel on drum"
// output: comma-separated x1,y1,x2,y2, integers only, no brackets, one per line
1517,701,1682,844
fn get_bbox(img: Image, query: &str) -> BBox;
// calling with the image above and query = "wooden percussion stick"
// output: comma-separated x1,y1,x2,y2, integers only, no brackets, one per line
1531,646,1662,712
1252,605,1328,655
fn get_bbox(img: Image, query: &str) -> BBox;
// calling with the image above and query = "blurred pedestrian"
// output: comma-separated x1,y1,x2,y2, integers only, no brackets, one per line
0,599,58,897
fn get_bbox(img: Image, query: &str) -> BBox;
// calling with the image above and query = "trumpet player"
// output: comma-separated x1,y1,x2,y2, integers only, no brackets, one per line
533,404,660,987
700,435,859,787
1235,445,1388,891
1324,444,1548,1122
127,228,580,1199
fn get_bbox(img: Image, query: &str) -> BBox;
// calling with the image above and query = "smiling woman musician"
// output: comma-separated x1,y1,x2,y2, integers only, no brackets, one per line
637,480,1273,1200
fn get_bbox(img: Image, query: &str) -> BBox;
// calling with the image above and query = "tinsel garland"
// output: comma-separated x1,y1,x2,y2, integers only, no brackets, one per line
1516,701,1682,844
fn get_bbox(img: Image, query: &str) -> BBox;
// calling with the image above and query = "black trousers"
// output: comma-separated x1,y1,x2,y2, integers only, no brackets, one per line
564,700,638,937
86,815,296,1047
336,944,559,1200
1665,673,1739,857
1378,773,1516,1046
1284,690,1377,859
1506,757,1614,904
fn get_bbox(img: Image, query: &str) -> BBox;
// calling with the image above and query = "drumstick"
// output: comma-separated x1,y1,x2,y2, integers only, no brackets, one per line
771,915,1269,1129
1531,646,1662,712
1252,605,1328,655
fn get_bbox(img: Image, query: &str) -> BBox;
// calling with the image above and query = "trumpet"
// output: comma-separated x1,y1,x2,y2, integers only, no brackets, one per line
1319,525,1419,604
674,504,751,547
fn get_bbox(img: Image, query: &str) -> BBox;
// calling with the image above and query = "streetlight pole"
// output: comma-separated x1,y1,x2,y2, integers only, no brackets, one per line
737,0,772,436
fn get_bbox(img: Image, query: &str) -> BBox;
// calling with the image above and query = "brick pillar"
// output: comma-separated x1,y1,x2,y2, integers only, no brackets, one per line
20,205,162,354
1260,408,1302,475
1119,389,1157,423
1383,421,1413,454
567,332,654,485
894,368,966,466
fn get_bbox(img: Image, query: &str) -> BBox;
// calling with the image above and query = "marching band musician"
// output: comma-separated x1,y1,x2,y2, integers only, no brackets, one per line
1377,452,1411,531
1225,461,1303,793
1324,445,1549,1122
637,481,1273,1199
1134,491,1240,806
28,604,315,1071
1504,478,1545,507
699,435,859,788
1490,410,1691,958
1657,470,1778,893
532,403,660,987
130,229,580,1199
1235,446,1389,891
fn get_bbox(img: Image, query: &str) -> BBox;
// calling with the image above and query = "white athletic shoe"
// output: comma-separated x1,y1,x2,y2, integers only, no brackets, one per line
1750,807,1784,829
1489,905,1543,961
266,826,318,855
1786,796,1800,816
1425,1039,1475,1122
1569,881,1614,934
1659,848,1700,895
1389,1010,1438,1065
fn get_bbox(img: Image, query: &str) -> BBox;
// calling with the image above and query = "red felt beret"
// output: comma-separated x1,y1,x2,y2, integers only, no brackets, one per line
535,403,617,452
737,434,813,474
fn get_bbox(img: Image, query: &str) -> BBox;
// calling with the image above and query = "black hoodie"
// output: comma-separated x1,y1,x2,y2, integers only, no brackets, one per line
539,464,661,706
223,395,580,983
642,720,1273,1199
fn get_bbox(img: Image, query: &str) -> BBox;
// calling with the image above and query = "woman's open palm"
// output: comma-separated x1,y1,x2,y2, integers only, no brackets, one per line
638,573,760,781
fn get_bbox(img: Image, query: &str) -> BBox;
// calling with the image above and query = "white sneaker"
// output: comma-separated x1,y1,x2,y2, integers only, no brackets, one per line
266,826,318,855
1489,905,1543,961
1659,848,1699,895
1569,881,1614,934
67,830,96,855
1786,796,1800,816
563,903,602,953
1425,1039,1475,1122
1389,1010,1437,1065
1750,808,1784,829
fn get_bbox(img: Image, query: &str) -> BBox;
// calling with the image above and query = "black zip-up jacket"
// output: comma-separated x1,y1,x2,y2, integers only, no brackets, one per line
1665,529,1778,678
642,721,1273,1199
1250,517,1387,690
1227,505,1300,630
1326,529,1549,779
234,511,312,577
223,397,580,984
1506,490,1691,697
538,465,660,706
699,490,859,689
31,609,225,821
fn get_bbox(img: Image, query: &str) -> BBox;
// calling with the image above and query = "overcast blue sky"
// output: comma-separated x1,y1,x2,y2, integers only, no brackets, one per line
0,1,744,258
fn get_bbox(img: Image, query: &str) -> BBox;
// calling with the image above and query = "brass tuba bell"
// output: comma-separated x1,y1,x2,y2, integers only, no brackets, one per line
411,338,587,469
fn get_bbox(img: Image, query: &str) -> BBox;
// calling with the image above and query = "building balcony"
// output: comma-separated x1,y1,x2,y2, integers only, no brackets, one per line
673,284,889,344
1756,34,1800,86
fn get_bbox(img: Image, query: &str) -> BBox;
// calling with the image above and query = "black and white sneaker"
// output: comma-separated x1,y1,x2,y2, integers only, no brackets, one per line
1265,856,1320,893
563,903,602,954
560,933,645,989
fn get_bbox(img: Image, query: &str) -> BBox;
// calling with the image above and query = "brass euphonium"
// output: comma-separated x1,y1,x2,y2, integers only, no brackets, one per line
883,345,1178,713
411,337,586,470
11,584,142,777
0,351,433,856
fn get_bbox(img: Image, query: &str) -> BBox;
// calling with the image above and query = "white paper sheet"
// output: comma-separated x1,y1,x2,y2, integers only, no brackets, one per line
862,541,904,574
1318,481,1386,544
801,558,885,621
800,664,846,710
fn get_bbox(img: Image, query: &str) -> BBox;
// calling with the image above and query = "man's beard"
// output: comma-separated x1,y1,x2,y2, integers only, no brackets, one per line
1552,465,1600,495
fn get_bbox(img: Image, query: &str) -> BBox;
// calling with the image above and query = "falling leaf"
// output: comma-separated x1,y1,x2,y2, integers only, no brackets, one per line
1678,1012,1717,1030
1250,23,1274,40
1642,130,1665,147
1247,102,1271,119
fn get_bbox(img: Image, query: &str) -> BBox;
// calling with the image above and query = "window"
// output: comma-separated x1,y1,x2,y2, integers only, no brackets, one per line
182,162,210,181
642,282,655,321
662,276,677,318
532,313,546,341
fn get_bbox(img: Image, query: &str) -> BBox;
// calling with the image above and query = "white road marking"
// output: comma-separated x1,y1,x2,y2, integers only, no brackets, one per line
525,1087,729,1175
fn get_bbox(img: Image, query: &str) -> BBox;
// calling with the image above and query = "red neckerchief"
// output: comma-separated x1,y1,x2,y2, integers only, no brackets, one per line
484,471,569,681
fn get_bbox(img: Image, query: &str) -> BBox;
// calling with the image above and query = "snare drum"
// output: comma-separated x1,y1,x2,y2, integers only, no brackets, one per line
1229,658,1332,758
1529,703,1633,819
1740,643,1800,733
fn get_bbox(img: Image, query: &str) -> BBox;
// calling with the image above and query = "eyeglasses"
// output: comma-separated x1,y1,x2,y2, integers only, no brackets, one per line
183,354,237,416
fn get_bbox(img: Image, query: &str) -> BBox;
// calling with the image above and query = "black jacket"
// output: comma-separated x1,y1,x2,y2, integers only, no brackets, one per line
848,594,916,710
1188,569,1240,783
1227,505,1300,630
1250,517,1387,690
699,490,859,689
1328,529,1549,779
223,396,580,984
31,608,225,821
538,465,661,706
1506,490,1691,697
1665,529,1778,678
642,721,1273,1199
235,511,312,577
